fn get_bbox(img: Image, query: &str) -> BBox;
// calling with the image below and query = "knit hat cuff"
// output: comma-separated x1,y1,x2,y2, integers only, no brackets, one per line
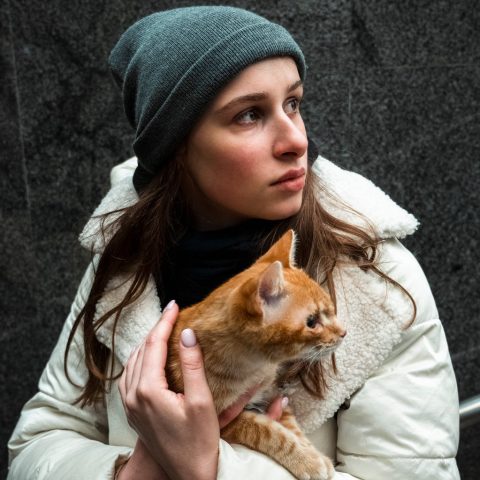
132,21,306,177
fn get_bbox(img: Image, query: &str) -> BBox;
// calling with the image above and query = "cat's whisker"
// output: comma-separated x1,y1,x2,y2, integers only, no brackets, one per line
303,348,320,370
303,345,335,368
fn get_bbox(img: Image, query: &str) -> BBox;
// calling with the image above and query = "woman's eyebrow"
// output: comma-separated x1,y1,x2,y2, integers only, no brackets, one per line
215,79,303,115
287,79,303,92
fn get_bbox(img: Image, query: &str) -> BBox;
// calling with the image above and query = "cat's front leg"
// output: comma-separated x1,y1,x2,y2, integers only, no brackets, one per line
221,410,334,480
278,407,334,478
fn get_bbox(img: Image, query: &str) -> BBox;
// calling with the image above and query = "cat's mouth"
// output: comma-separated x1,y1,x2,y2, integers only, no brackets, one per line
300,342,340,363
315,345,337,355
312,341,342,356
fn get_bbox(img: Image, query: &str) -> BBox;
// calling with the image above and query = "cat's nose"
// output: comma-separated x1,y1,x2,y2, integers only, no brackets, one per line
329,315,346,338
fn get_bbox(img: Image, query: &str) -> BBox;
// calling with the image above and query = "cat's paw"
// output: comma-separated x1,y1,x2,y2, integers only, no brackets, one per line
296,453,334,480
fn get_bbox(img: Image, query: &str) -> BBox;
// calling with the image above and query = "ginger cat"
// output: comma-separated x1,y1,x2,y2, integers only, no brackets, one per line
166,229,346,480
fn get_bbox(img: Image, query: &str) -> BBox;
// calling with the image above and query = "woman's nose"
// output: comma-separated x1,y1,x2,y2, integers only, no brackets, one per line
272,114,308,160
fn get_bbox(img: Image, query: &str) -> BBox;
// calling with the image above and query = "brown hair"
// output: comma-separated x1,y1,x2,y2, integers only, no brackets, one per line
65,161,416,406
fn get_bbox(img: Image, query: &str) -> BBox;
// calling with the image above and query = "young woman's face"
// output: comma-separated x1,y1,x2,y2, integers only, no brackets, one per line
179,56,308,230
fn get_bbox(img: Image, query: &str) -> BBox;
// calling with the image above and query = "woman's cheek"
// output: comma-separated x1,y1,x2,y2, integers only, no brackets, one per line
218,155,260,181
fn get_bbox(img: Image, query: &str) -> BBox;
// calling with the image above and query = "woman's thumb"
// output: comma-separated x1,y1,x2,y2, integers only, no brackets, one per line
179,329,212,404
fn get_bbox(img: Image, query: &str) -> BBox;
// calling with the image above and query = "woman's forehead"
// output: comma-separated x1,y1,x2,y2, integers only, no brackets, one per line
212,57,302,106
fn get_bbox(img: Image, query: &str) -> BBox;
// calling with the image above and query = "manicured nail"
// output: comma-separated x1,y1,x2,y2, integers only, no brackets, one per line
281,397,289,409
164,299,176,311
181,328,197,347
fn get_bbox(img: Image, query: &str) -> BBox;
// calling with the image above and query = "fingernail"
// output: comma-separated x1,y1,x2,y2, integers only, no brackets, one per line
181,328,197,347
164,299,176,311
281,397,289,409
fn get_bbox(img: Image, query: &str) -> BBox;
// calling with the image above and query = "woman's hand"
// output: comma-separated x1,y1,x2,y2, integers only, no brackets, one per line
118,300,219,480
117,300,289,480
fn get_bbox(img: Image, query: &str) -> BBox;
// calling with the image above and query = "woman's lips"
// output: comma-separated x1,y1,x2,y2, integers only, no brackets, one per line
271,168,306,192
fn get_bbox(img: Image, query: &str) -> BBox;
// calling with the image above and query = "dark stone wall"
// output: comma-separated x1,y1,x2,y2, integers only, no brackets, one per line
1,0,478,478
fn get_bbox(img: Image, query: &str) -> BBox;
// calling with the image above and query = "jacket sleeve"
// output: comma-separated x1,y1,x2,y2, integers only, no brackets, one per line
335,239,460,480
7,259,132,480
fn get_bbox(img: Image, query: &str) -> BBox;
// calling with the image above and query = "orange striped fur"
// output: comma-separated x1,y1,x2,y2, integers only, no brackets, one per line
166,230,345,479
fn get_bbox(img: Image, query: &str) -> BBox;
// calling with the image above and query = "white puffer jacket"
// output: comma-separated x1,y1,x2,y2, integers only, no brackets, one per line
7,157,460,480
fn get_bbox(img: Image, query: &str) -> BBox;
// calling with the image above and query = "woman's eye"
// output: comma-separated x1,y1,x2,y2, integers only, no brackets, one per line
235,109,260,125
285,97,301,114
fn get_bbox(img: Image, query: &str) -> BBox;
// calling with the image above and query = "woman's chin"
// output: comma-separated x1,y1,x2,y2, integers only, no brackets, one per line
261,201,303,221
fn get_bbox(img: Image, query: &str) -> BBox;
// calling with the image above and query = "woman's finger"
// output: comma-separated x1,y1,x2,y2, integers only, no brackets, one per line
125,344,142,390
178,329,214,410
140,300,178,388
266,396,288,421
130,341,146,391
218,383,261,429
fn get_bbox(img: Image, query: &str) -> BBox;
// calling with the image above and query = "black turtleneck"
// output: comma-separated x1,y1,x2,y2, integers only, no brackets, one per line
155,219,284,308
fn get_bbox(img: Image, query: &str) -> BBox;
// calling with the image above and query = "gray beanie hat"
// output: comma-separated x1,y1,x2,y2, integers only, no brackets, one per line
108,6,307,192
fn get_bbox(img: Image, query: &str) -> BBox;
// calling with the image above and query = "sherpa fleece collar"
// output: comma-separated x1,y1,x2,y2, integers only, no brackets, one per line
79,155,418,432
79,155,418,253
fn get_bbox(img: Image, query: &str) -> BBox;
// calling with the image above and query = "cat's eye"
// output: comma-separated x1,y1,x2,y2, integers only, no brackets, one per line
306,313,320,329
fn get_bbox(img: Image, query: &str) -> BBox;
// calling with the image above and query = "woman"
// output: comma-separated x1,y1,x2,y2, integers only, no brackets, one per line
7,6,460,480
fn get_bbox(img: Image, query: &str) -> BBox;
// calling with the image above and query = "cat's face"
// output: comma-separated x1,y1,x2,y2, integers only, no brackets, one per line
230,230,346,362
238,261,345,362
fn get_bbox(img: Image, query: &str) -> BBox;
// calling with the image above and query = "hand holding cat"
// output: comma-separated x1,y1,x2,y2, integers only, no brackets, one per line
118,300,219,480
118,299,287,480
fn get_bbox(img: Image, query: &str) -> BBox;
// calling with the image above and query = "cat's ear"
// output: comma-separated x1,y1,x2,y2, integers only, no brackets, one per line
258,229,297,268
257,260,286,305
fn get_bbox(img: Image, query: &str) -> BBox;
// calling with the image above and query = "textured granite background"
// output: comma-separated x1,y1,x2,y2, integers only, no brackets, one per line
1,0,479,478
